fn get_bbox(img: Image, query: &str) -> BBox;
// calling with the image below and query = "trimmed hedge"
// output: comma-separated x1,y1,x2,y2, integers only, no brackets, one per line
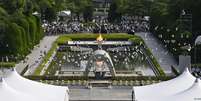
0,62,15,68
171,65,180,76
129,36,166,76
25,75,174,81
0,11,44,59
192,64,201,68
146,47,166,76
56,37,72,45
128,36,144,45
56,33,135,43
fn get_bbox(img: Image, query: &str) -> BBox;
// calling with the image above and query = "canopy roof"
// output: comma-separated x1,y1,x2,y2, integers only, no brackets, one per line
133,68,196,101
0,69,69,101
195,35,201,45
0,79,42,101
57,11,71,16
167,79,201,101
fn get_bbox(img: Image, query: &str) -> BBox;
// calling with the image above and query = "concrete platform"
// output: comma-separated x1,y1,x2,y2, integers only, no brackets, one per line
69,87,132,101
87,80,112,88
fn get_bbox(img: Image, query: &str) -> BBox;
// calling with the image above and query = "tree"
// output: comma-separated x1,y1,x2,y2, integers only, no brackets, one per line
23,0,34,16
6,23,24,54
0,0,44,57
0,0,25,14
108,0,122,23
83,5,93,22
66,0,93,20
54,0,66,12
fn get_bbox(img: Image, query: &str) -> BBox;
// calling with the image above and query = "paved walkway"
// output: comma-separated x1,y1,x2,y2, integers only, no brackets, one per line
70,87,132,101
136,32,178,73
15,36,58,75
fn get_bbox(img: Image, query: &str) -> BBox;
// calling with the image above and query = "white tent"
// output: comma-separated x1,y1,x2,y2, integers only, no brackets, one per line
32,11,40,16
167,79,201,101
195,35,201,45
133,68,196,101
57,11,71,17
0,78,42,101
1,69,69,101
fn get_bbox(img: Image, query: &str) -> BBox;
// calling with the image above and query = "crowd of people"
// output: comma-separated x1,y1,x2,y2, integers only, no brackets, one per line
42,16,150,35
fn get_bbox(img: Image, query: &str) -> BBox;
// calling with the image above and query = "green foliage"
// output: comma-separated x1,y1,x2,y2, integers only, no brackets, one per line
0,0,44,59
146,48,166,76
83,5,93,22
7,23,24,54
23,0,34,16
171,65,180,76
56,37,72,45
108,0,152,22
148,0,201,63
27,16,36,45
43,6,57,22
54,0,68,12
65,0,93,22
129,37,166,76
192,64,201,68
25,75,173,81
0,0,25,14
57,33,135,43
0,20,9,55
0,62,15,68
0,6,8,16
128,36,144,45
108,1,121,23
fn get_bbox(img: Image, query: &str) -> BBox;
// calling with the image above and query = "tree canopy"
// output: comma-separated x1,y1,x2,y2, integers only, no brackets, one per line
0,0,95,60
0,0,44,60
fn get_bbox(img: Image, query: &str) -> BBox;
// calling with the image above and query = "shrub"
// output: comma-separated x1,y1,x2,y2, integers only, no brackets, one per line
128,36,144,45
57,33,135,42
146,47,166,76
0,62,15,68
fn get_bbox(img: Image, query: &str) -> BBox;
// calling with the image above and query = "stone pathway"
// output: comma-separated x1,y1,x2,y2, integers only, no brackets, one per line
15,36,58,75
136,32,178,74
